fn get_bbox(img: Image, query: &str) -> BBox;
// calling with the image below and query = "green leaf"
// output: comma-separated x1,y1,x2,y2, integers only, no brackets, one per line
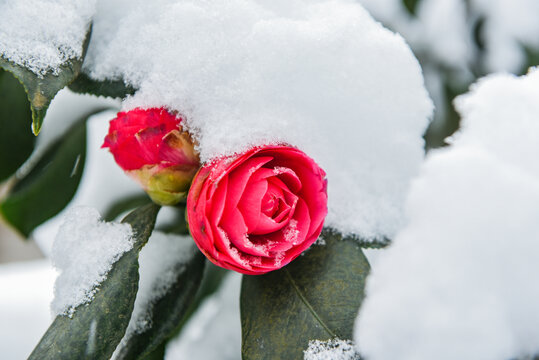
0,69,35,182
0,116,89,237
322,228,389,249
522,45,539,74
141,343,166,360
103,193,152,222
402,0,420,16
114,243,206,360
240,230,370,360
69,73,136,99
0,27,91,135
28,203,160,360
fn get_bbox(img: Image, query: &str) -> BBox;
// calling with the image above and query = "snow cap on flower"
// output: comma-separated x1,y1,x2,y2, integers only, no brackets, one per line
103,107,200,205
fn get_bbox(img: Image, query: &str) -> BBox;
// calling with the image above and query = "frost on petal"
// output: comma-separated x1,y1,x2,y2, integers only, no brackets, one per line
51,207,133,317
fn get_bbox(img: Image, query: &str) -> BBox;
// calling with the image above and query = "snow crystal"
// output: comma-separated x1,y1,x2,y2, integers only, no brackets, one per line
51,207,133,317
284,219,300,244
304,339,360,360
114,231,198,354
83,0,432,241
355,68,539,360
165,273,241,360
0,0,95,76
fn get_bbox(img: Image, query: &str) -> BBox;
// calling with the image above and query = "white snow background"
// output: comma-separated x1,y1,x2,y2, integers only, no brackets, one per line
355,68,539,360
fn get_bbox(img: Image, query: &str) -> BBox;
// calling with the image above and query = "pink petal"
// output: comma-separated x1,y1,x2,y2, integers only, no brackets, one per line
237,178,267,232
225,156,273,210
220,208,270,257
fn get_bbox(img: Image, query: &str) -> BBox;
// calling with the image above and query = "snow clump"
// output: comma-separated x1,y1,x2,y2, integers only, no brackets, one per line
355,68,539,360
51,206,133,317
0,0,95,76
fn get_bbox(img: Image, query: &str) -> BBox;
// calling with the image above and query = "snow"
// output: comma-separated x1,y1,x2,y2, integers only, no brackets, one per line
165,273,241,360
114,232,198,355
83,0,432,242
0,0,95,76
355,68,539,360
51,206,133,317
0,260,56,359
304,339,360,360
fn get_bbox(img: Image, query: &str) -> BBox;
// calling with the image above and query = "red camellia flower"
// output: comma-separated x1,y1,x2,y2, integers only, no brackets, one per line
187,145,328,275
103,108,200,205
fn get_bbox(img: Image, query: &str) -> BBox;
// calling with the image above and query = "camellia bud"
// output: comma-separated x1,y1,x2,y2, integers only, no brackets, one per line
103,107,200,205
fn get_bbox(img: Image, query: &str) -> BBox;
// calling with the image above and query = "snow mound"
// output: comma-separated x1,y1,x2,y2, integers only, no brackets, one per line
84,0,432,241
355,68,539,360
0,0,95,76
51,206,133,317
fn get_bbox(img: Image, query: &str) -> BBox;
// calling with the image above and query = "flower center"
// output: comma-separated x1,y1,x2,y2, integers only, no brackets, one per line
261,180,295,223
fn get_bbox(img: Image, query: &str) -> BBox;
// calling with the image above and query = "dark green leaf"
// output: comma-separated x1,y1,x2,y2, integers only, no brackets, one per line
104,193,151,222
322,228,389,249
0,27,91,134
241,230,370,360
522,45,539,74
424,76,469,150
28,203,160,360
114,243,206,360
69,73,136,99
402,0,420,16
0,69,35,181
141,342,166,360
0,115,90,237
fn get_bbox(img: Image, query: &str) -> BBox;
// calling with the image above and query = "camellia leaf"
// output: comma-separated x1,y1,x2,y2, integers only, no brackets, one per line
114,245,206,360
322,228,389,249
69,73,136,99
103,193,152,222
402,0,421,16
0,69,35,182
241,230,370,360
0,27,91,135
28,203,160,360
0,114,91,237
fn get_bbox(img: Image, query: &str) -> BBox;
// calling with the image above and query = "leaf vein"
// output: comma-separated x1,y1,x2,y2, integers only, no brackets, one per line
284,268,336,338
